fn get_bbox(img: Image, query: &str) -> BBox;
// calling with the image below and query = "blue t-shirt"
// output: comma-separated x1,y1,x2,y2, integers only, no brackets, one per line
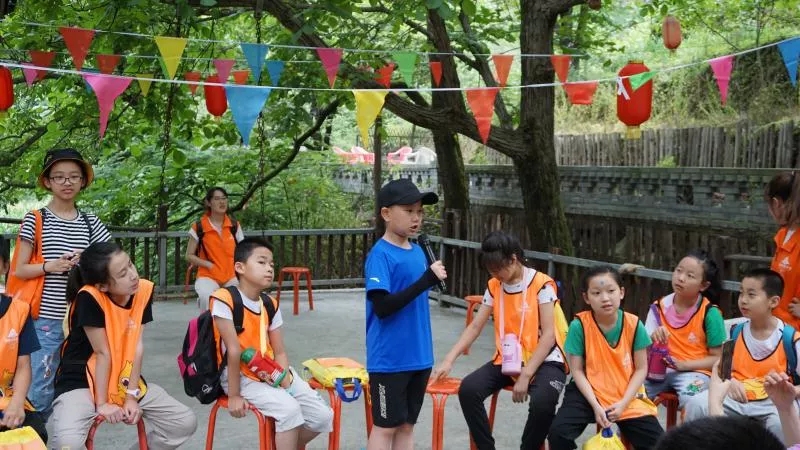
364,238,433,372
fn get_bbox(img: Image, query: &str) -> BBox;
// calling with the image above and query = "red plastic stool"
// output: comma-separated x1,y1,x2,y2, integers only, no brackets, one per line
183,264,196,305
654,391,684,430
463,295,483,355
478,385,547,450
205,395,276,450
427,377,462,450
86,415,147,450
276,267,314,315
308,377,372,450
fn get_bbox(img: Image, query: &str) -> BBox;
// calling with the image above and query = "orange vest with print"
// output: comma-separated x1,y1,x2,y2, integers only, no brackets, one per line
732,326,800,401
490,271,567,369
210,288,278,382
578,311,657,420
655,296,716,375
0,296,35,412
772,227,800,330
82,280,152,406
194,215,237,284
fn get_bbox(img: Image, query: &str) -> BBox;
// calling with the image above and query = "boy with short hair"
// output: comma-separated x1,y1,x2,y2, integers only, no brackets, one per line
684,267,800,443
211,237,332,450
365,178,447,450
0,237,48,443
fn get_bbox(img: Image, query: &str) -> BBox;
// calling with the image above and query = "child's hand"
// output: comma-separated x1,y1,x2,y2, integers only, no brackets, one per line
97,403,126,424
708,360,731,415
511,374,531,403
430,260,447,281
604,402,626,422
650,326,670,345
593,405,612,429
228,395,249,418
47,257,75,273
205,261,214,270
430,361,453,382
790,298,800,318
122,397,142,424
0,402,25,428
764,370,796,411
728,379,748,403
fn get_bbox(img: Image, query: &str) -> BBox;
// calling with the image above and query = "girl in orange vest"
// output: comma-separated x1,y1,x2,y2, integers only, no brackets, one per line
644,249,727,407
548,265,663,450
49,242,197,449
765,173,800,330
185,187,244,311
431,231,567,450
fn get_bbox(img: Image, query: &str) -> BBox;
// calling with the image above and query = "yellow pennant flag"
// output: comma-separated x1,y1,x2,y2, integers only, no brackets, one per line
137,73,154,96
154,36,187,80
353,90,388,147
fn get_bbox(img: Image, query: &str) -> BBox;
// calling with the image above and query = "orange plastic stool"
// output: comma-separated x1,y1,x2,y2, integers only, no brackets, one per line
276,267,314,315
205,395,276,450
308,378,373,450
477,386,547,450
654,391,684,429
427,377,462,450
86,415,147,450
463,295,483,355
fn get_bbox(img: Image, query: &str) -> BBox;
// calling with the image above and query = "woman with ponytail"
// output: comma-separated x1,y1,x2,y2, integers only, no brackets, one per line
765,172,800,329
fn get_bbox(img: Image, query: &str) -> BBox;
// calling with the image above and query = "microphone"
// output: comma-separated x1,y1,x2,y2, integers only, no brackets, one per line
417,234,447,292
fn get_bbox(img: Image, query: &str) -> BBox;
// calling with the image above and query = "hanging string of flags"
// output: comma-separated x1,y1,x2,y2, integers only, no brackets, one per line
0,23,797,147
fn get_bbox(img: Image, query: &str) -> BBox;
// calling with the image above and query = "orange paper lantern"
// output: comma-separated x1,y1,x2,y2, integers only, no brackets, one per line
617,60,652,139
0,66,13,118
662,16,682,51
204,74,227,118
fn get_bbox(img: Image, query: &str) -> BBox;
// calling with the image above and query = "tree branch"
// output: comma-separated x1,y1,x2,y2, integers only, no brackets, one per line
360,5,433,40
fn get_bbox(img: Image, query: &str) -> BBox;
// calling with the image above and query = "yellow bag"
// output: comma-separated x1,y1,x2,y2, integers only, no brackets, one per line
583,428,625,450
0,426,46,450
302,357,369,403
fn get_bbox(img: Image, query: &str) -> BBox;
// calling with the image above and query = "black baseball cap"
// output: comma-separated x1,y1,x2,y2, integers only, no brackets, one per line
378,178,438,208
38,148,95,189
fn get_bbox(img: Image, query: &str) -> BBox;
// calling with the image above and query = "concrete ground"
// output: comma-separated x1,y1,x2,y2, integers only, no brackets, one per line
66,289,670,449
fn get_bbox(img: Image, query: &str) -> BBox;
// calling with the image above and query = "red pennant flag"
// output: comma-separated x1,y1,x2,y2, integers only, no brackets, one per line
184,71,202,95
429,61,442,86
315,48,343,88
563,81,599,105
60,27,95,71
465,88,499,144
29,50,56,82
96,54,121,74
550,55,571,83
376,63,395,88
491,54,513,87
232,69,250,85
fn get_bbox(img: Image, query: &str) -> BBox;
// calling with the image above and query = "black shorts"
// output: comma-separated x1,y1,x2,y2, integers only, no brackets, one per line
369,368,432,428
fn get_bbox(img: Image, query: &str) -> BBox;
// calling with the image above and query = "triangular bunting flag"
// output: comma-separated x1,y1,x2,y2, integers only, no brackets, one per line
83,74,133,138
465,88,499,144
29,50,55,82
184,71,202,95
392,51,417,85
353,90,388,147
491,54,513,87
563,81,599,105
708,55,734,105
550,55,571,83
213,59,235,83
59,27,95,71
137,73,154,97
777,38,800,87
22,65,37,87
429,61,442,86
629,71,654,91
240,43,269,83
266,60,285,86
154,36,187,80
232,69,250,85
83,67,100,93
96,54,121,74
315,48,343,88
224,85,272,145
376,63,395,88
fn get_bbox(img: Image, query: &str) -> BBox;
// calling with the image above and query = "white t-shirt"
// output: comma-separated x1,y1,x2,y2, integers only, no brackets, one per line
211,288,283,331
482,267,563,364
738,320,800,375
188,220,245,242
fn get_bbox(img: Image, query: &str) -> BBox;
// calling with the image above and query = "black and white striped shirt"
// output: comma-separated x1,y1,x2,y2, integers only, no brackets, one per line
19,208,111,320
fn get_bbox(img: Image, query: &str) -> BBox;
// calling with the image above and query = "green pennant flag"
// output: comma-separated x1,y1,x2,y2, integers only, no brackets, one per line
629,71,654,91
392,51,418,85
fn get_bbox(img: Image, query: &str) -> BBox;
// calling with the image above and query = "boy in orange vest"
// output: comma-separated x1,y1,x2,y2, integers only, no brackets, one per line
0,237,48,443
684,268,800,443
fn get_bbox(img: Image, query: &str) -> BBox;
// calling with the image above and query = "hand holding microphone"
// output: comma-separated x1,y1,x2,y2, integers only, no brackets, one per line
418,234,447,291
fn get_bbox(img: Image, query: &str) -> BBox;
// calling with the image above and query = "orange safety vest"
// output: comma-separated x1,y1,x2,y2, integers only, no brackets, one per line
194,214,238,284
732,325,800,401
6,210,45,318
654,296,716,375
772,227,800,330
577,311,657,420
211,288,279,382
81,280,152,406
0,296,35,412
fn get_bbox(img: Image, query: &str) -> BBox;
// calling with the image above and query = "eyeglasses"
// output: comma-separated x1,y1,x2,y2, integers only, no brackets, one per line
211,196,228,201
49,175,84,185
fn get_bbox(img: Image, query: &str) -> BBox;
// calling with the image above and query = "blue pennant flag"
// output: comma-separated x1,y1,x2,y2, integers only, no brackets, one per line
777,38,800,87
266,60,285,86
224,86,271,146
241,43,269,83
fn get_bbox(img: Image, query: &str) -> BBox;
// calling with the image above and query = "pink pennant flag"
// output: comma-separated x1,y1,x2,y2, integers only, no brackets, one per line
465,88,499,144
22,65,38,87
491,54,513,87
82,74,133,138
213,59,235,83
708,55,734,106
315,48,343,88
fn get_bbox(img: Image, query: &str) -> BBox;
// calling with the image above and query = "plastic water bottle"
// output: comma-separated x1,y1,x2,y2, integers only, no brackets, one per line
501,333,523,376
646,343,669,382
241,347,287,387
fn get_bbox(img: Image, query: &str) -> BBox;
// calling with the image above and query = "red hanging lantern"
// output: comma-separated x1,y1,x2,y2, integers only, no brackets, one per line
0,66,13,119
204,74,227,119
617,60,652,140
662,16,682,52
